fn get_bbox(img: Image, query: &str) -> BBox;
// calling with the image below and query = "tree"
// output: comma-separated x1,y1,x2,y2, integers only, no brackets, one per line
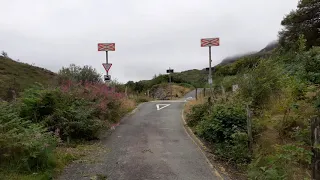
153,74,157,79
78,65,102,83
1,51,9,58
58,64,102,84
134,81,146,93
126,81,135,88
279,0,320,50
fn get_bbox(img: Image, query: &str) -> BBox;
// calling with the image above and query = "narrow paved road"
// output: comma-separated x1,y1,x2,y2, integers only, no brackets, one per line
183,88,203,100
59,90,222,180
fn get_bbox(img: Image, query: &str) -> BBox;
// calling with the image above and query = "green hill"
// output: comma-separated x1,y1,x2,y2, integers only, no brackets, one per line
125,43,275,93
137,42,277,90
0,56,56,100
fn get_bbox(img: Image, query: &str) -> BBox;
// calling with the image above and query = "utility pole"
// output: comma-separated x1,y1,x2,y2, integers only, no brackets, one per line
201,38,220,96
195,88,198,100
166,68,174,100
98,43,115,83
169,73,172,100
208,46,212,94
246,104,253,154
125,86,128,99
312,117,320,180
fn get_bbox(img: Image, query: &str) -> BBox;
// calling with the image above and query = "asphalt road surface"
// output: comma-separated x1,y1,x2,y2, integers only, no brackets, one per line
59,90,222,180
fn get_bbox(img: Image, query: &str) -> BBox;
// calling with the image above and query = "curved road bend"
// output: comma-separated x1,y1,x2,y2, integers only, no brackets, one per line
59,90,223,180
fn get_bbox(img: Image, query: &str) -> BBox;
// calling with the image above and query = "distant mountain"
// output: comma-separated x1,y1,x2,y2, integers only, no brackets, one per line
218,41,278,66
259,41,278,53
219,51,258,65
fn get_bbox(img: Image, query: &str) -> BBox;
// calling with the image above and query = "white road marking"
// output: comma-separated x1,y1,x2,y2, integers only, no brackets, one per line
156,104,171,111
151,100,186,103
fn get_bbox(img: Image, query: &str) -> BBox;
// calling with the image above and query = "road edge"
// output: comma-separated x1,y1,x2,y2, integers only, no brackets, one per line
110,102,145,129
181,103,231,180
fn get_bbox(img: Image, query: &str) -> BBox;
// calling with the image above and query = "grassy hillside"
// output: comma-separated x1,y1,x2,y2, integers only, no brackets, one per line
0,56,56,100
172,69,207,87
150,83,192,100
125,69,205,94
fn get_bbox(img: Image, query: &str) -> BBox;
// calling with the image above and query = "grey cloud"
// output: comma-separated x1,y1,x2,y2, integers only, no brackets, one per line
0,0,299,83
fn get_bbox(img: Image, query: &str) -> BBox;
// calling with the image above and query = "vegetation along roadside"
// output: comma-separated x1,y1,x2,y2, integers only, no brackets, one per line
0,56,193,179
0,59,141,179
185,1,320,179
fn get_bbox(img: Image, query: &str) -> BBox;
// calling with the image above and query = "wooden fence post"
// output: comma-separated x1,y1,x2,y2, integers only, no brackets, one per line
203,88,206,97
221,85,226,101
125,86,128,99
246,104,253,154
195,88,198,100
312,117,320,180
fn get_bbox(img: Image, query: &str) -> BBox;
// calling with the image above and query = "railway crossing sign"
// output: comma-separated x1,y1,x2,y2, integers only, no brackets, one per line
201,38,220,47
102,63,112,72
98,43,115,51
98,42,115,83
201,37,220,92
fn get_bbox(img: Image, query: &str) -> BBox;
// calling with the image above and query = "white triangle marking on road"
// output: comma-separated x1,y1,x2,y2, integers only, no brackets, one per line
156,104,171,111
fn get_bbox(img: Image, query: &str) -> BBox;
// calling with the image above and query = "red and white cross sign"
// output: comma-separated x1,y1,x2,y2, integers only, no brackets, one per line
98,43,116,51
201,38,220,47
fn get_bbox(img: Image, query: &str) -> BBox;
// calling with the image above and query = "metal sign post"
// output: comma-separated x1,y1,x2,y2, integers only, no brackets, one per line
98,43,115,82
166,68,174,100
201,38,220,95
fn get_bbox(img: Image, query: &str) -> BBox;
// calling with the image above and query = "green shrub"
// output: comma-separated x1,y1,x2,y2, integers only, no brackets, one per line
248,144,312,180
238,59,284,107
196,103,247,143
135,96,150,103
292,126,311,145
283,47,320,85
178,83,194,89
275,116,301,138
194,102,250,164
19,86,62,123
220,76,238,92
19,85,106,141
214,131,251,164
304,47,320,84
0,101,57,172
315,94,320,110
252,118,267,138
98,98,123,123
186,103,209,127
58,64,102,84
44,101,104,141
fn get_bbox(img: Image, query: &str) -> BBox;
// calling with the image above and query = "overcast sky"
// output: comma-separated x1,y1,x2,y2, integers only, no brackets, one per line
0,0,299,83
